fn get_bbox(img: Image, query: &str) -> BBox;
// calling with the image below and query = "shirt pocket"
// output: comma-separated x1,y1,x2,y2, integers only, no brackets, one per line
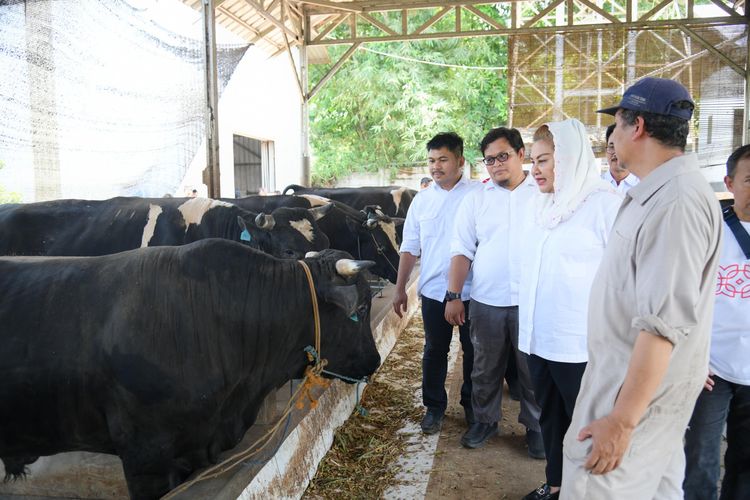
554,228,603,279
418,213,441,240
599,229,635,291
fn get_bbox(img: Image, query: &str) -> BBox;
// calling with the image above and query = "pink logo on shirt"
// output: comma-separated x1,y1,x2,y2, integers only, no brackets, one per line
716,264,750,298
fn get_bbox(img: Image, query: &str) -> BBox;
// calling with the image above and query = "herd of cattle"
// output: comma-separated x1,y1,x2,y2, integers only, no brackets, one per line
0,185,415,499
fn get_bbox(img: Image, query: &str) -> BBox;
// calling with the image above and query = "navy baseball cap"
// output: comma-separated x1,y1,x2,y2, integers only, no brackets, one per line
597,77,695,120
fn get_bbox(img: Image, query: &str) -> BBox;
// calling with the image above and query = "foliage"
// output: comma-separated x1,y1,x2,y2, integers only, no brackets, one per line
0,161,22,203
309,8,509,185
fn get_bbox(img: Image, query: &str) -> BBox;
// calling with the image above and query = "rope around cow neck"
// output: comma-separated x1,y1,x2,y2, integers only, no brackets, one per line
161,260,328,499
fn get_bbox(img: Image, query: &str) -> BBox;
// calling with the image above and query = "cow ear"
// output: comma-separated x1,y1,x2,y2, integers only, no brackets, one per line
237,216,253,242
321,284,358,317
308,203,332,221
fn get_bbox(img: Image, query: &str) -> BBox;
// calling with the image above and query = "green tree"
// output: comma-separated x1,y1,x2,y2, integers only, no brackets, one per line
0,161,22,203
309,11,509,185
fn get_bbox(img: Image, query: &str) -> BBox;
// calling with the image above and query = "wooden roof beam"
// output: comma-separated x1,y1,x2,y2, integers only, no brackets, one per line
242,0,301,40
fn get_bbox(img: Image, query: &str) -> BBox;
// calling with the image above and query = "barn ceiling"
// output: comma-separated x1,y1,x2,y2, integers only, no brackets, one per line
181,0,746,58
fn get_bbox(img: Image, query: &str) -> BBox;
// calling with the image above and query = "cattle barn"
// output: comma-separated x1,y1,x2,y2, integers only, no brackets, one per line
0,0,747,498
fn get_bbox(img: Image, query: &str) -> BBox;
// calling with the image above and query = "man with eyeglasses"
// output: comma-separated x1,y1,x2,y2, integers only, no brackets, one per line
602,123,639,193
444,127,543,456
394,132,482,435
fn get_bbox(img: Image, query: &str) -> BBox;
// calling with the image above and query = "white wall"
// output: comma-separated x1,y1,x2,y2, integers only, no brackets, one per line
180,46,303,198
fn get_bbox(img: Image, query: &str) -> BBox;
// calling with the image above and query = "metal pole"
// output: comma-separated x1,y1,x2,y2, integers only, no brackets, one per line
554,4,565,121
745,23,750,143
301,8,311,186
202,0,221,198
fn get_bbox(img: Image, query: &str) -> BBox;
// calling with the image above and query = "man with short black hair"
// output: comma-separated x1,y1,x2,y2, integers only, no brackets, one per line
445,127,543,455
394,132,481,435
602,123,639,193
561,78,722,499
683,144,750,500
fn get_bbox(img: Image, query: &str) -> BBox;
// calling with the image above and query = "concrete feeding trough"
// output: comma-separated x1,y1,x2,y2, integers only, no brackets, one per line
0,274,419,499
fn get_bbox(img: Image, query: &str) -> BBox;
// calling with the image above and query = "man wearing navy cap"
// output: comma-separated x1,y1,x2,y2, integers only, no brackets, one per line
560,78,723,499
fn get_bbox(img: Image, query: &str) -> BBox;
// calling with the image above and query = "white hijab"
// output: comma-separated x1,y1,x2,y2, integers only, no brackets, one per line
535,118,615,229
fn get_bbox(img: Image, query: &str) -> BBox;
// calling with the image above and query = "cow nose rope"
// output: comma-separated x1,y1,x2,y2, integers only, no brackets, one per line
162,260,370,499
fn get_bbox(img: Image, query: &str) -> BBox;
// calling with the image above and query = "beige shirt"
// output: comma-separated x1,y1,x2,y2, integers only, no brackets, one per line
563,153,723,464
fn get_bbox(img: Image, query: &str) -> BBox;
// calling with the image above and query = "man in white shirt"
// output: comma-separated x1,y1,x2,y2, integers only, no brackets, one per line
602,123,639,193
444,127,543,455
683,144,750,500
393,132,481,434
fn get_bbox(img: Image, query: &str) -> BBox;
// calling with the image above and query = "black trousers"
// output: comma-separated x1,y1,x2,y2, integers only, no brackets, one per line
528,354,586,486
421,295,473,413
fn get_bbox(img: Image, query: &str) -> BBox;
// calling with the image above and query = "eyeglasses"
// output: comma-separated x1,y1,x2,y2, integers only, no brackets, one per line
481,150,515,166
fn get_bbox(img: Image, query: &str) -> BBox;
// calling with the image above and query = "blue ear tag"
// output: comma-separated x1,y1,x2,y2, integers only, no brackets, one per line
349,313,359,322
240,229,252,242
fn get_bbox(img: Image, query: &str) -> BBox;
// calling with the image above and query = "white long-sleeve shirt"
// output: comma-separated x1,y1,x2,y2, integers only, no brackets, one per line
519,190,621,362
450,175,537,306
710,218,750,385
399,175,482,302
602,170,639,193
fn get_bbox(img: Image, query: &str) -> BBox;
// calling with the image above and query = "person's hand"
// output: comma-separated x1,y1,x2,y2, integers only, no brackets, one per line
704,370,715,391
577,414,633,475
392,289,408,318
444,300,465,326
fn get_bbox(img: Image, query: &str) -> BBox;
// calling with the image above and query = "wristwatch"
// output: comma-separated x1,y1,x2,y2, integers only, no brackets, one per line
444,290,462,302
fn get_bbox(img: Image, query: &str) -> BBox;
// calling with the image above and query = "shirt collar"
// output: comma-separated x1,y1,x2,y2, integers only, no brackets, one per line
626,153,698,206
483,172,534,191
432,173,471,193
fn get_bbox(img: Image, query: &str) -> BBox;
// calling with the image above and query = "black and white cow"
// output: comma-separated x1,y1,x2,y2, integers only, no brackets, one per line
0,196,328,259
230,196,401,283
0,240,380,499
313,202,401,284
281,185,416,218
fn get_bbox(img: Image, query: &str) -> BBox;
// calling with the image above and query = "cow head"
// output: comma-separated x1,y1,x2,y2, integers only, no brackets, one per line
352,205,400,284
241,207,330,259
304,249,380,381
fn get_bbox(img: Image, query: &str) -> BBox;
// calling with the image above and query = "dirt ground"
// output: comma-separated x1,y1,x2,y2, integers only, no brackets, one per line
424,350,547,500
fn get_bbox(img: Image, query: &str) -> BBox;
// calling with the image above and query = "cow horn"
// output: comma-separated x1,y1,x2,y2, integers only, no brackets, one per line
305,251,319,258
254,212,275,230
335,259,375,278
308,203,332,220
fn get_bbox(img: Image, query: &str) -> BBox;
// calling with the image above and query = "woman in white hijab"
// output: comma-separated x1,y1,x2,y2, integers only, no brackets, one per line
519,119,622,500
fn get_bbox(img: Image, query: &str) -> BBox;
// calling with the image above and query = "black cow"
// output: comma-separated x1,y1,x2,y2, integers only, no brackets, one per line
230,197,401,283
281,185,416,218
0,196,328,259
0,240,380,499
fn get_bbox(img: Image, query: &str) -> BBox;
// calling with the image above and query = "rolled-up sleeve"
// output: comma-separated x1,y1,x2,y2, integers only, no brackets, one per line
399,200,421,256
450,191,478,260
632,200,712,345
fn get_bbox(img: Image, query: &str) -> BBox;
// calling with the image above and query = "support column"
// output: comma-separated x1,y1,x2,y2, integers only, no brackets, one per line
554,3,565,121
26,1,61,201
745,24,750,143
202,0,221,198
301,10,311,186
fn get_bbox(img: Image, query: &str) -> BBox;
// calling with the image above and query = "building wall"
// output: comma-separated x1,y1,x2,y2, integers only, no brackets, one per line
180,46,302,198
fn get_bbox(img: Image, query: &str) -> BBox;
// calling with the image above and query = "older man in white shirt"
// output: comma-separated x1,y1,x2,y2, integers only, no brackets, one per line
444,127,543,455
602,123,639,193
393,132,482,435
